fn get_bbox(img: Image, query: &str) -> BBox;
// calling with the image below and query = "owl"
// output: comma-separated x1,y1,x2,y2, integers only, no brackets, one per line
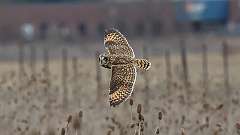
99,28,151,107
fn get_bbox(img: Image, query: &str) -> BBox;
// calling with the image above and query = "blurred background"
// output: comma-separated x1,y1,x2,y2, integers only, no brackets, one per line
1,0,240,135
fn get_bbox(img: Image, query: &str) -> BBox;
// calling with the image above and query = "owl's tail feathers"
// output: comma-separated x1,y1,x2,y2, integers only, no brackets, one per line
134,59,151,70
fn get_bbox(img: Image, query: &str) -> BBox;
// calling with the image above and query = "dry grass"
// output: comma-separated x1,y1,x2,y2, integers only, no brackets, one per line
0,37,240,135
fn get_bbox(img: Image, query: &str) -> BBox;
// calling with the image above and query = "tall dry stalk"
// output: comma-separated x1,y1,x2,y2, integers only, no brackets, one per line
62,48,69,109
95,51,102,104
165,49,172,95
43,47,50,78
18,43,25,82
142,46,150,111
29,45,36,75
180,39,190,105
72,56,78,82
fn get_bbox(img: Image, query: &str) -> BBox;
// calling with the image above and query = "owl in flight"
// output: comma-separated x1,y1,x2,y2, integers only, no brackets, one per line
99,28,151,107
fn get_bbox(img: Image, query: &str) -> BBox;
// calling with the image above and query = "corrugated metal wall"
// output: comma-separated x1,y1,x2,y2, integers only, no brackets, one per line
174,0,229,23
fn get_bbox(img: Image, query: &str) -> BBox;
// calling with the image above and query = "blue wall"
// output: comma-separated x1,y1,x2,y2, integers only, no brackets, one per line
174,0,229,22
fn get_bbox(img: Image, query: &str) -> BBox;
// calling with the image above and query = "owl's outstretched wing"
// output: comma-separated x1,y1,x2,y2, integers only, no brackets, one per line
109,64,136,107
104,28,135,58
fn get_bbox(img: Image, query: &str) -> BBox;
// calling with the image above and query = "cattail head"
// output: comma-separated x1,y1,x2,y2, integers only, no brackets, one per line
216,123,222,131
72,116,80,130
155,128,160,134
111,117,116,123
61,128,65,135
140,123,144,132
79,111,83,118
196,120,200,125
158,112,162,120
108,125,115,131
181,115,185,125
105,116,109,121
130,123,135,128
206,116,209,127
138,113,144,121
213,129,219,135
67,115,72,124
137,104,142,114
129,99,133,106
216,104,223,110
107,130,112,135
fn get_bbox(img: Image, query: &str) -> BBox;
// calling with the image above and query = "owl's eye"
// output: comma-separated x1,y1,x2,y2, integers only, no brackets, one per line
103,57,107,61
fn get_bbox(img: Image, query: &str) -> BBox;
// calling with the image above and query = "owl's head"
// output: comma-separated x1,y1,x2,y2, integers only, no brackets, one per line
99,54,111,69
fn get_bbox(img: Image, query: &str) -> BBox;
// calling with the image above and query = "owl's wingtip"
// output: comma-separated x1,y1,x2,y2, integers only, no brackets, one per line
109,101,117,107
110,104,116,107
109,100,121,107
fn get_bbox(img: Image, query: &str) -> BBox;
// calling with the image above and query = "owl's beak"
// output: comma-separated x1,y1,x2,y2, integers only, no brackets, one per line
98,56,101,63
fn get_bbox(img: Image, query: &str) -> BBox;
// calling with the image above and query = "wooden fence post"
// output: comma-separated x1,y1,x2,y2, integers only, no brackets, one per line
72,56,78,82
43,47,50,78
165,49,172,93
222,41,230,95
222,41,232,134
18,43,25,82
180,39,189,88
202,44,209,98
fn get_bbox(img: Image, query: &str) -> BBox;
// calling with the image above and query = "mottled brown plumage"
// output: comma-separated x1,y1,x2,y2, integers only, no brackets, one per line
99,28,151,107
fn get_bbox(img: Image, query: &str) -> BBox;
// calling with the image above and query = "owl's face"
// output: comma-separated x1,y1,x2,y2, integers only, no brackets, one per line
99,54,111,69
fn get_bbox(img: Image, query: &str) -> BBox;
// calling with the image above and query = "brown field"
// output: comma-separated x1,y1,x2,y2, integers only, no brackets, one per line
0,36,240,135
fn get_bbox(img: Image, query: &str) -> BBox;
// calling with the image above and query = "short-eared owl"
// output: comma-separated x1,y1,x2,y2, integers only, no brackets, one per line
99,28,151,107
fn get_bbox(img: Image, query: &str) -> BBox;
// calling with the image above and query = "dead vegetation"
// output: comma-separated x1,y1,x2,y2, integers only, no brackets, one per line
0,38,240,135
